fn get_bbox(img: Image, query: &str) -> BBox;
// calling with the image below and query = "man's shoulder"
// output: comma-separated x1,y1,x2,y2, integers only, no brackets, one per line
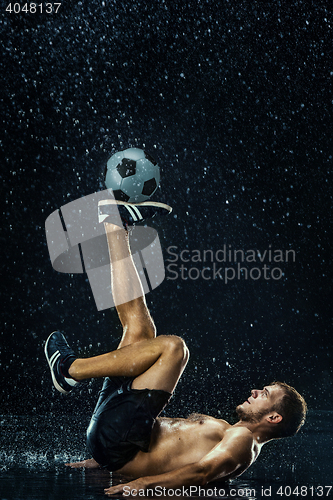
196,424,258,481
220,426,256,456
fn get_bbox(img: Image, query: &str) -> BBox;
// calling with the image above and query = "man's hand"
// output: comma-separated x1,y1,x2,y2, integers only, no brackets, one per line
105,478,148,497
65,458,100,469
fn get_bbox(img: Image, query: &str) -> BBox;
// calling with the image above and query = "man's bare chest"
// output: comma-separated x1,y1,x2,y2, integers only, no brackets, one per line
154,416,229,455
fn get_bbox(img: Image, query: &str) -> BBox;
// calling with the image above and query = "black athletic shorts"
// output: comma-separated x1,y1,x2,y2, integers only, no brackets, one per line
86,376,171,471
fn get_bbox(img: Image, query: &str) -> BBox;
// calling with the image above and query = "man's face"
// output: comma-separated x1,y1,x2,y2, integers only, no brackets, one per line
236,384,284,423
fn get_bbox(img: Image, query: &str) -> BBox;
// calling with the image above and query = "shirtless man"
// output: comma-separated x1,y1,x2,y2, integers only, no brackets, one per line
45,202,307,496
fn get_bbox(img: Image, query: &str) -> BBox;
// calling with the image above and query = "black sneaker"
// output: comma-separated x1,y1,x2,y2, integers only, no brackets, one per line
98,199,172,228
44,331,78,395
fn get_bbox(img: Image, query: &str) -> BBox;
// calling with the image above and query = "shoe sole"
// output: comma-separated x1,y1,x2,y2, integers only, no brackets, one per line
98,199,172,212
98,200,172,225
44,332,69,395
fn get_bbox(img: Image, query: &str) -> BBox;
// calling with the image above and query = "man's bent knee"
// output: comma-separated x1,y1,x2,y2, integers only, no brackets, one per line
160,335,189,366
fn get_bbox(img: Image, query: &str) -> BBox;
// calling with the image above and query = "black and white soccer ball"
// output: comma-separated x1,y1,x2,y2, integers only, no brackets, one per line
104,148,160,203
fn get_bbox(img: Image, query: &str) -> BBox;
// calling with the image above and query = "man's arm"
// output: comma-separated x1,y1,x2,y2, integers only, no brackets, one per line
105,427,255,496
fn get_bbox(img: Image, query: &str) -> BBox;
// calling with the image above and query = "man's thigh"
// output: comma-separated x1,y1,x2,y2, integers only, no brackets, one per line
132,336,189,393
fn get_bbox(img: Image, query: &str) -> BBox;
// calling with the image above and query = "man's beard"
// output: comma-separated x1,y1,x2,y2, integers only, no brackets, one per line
236,404,266,423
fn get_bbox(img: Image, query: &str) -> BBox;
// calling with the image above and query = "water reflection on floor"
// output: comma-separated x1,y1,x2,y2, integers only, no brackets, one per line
0,411,332,499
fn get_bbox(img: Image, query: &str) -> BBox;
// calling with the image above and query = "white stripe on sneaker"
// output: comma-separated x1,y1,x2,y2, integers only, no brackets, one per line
125,205,138,221
49,350,60,367
131,205,143,220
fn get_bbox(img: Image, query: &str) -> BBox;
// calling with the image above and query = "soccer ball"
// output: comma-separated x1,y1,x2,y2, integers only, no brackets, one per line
104,148,160,203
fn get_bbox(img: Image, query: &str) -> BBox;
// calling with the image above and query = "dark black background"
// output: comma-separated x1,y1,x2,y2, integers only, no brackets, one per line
1,0,332,426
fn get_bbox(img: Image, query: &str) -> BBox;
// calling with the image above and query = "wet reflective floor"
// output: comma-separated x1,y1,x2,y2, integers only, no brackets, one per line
0,411,332,499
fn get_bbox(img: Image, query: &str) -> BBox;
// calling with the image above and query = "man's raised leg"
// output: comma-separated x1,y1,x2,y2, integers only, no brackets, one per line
103,222,156,349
